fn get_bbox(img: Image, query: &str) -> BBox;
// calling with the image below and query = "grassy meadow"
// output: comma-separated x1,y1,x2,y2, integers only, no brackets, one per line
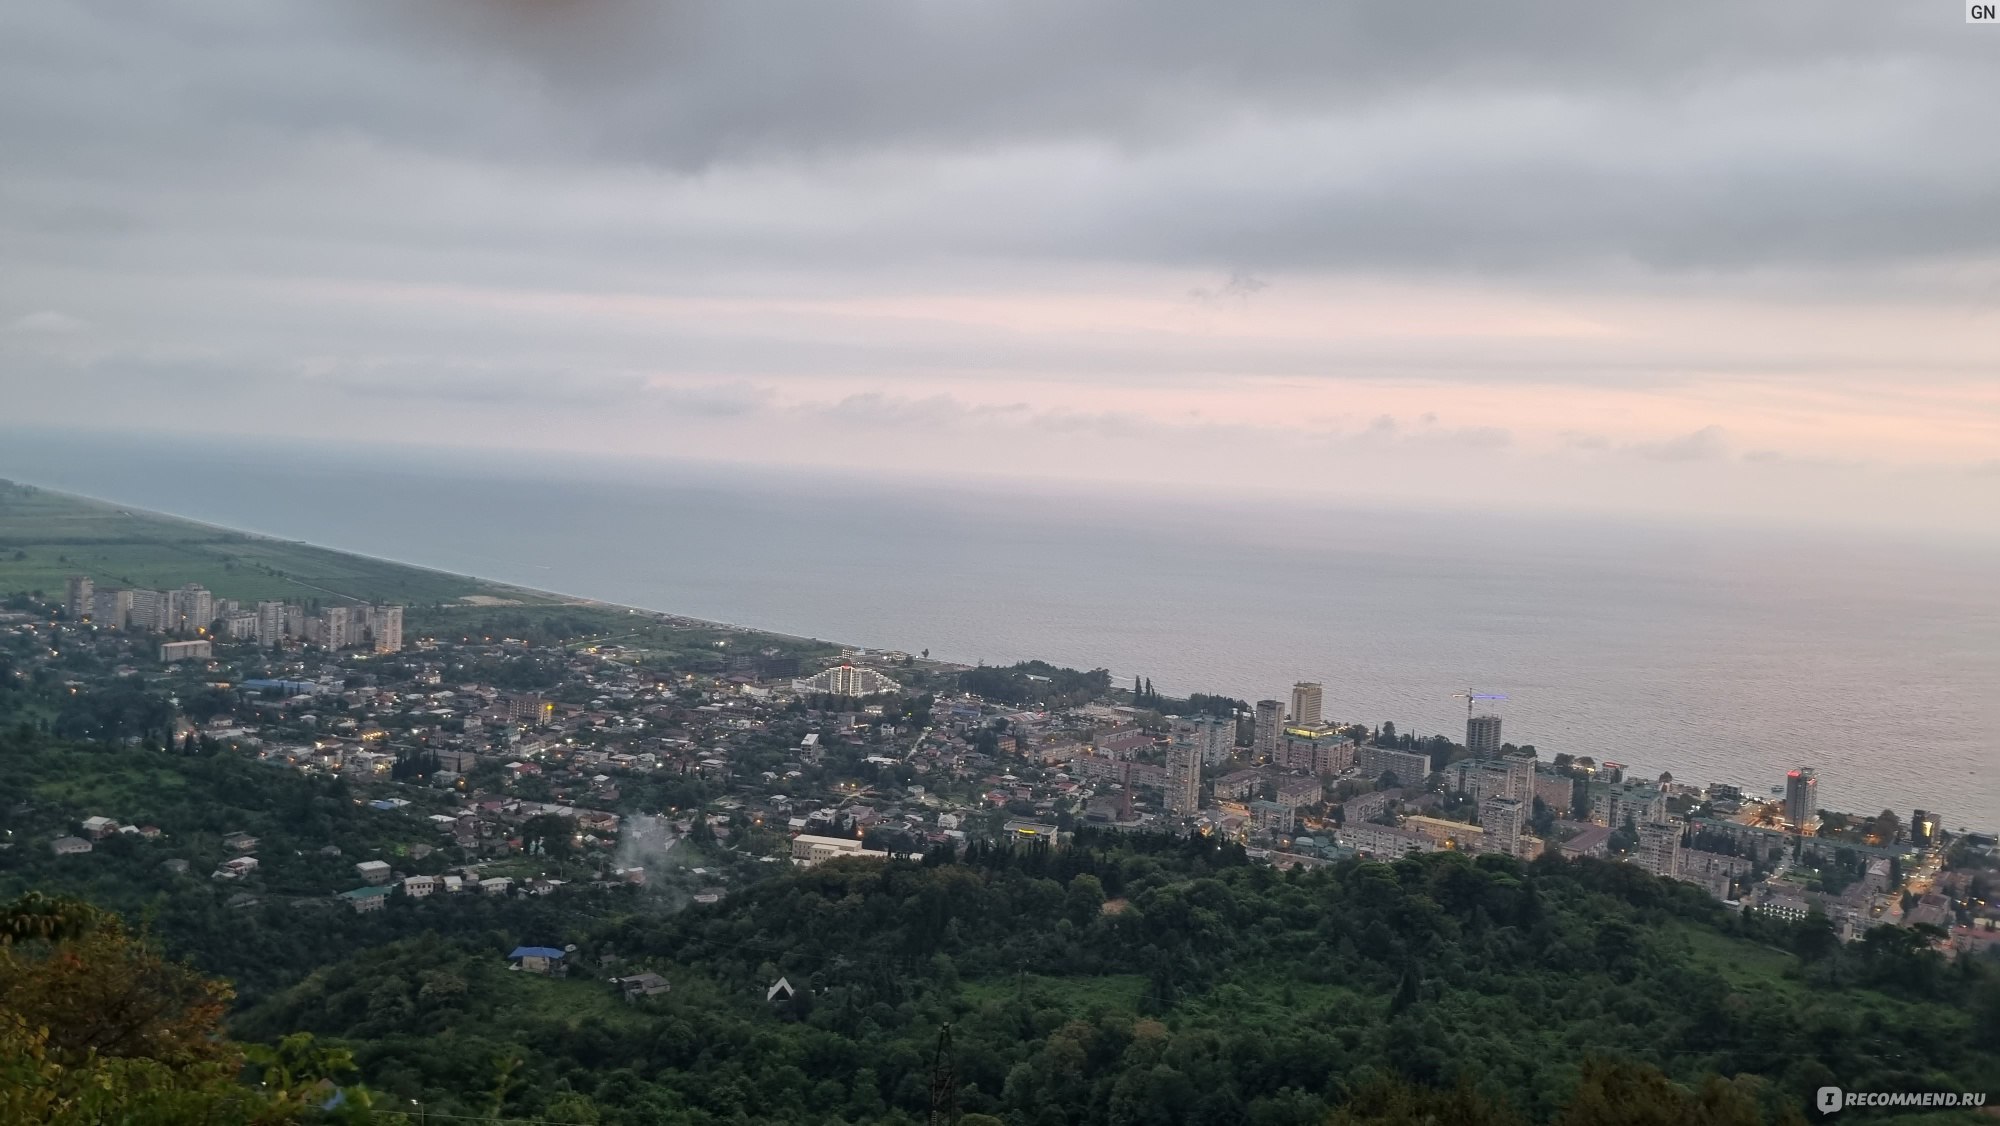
0,479,490,607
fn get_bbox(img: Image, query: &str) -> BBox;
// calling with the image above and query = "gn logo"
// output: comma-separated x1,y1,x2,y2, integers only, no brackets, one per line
1972,1,1999,21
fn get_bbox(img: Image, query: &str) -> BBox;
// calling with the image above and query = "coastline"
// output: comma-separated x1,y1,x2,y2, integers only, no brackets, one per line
0,478,849,654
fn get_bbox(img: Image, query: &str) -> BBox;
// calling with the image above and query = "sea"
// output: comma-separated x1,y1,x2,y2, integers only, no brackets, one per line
3,429,1996,830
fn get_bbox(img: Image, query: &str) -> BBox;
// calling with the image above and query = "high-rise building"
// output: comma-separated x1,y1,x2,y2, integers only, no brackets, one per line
1358,744,1434,789
1481,795,1524,853
1783,769,1817,828
503,693,553,727
127,589,169,632
321,606,353,651
1910,809,1938,850
1589,779,1666,828
1289,682,1323,727
1166,738,1202,816
1634,821,1681,877
1503,753,1535,804
1534,771,1576,814
166,584,213,633
92,588,133,629
256,600,288,647
1174,715,1234,768
793,663,901,696
367,604,404,653
1466,713,1503,757
65,575,94,620
1253,700,1284,761
1248,800,1294,836
1312,735,1357,776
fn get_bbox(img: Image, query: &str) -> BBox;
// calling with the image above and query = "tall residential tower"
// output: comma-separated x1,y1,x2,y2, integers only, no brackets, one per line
1253,699,1284,761
1466,713,1503,756
1289,681,1323,727
1783,768,1817,828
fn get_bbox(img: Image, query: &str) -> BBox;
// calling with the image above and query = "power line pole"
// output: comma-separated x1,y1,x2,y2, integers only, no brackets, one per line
927,1023,956,1126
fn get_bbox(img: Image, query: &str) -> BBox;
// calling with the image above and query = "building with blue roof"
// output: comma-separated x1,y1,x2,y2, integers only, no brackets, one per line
507,945,568,975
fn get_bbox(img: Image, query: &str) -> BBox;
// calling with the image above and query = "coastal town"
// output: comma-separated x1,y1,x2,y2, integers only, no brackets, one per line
8,572,1997,964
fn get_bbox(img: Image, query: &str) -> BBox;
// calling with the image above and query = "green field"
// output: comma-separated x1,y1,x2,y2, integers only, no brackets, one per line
0,479,840,666
0,480,495,607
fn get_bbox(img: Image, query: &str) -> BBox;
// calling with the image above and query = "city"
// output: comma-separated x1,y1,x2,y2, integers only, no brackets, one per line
6,2,2000,1119
18,570,1995,963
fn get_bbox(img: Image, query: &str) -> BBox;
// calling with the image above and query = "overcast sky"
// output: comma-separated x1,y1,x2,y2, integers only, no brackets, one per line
3,2,1997,537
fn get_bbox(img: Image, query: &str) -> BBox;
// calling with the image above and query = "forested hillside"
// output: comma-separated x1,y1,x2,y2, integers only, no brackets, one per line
233,832,2000,1125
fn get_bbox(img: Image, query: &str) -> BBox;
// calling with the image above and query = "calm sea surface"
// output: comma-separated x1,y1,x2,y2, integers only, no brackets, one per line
4,431,1996,829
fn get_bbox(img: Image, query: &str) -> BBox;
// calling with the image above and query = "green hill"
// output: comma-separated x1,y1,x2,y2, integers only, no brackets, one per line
231,835,2000,1125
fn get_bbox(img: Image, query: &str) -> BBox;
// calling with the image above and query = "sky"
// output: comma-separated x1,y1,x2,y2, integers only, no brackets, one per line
3,2,1998,538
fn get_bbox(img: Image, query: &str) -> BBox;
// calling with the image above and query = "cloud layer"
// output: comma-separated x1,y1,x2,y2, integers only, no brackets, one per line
2,2,1997,537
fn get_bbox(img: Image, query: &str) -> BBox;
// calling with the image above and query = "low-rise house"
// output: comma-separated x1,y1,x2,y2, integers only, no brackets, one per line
338,886,392,914
612,972,671,1000
80,816,118,839
441,874,464,894
222,832,259,853
790,833,890,866
508,945,566,975
354,860,393,884
479,876,513,895
403,874,437,898
212,856,259,879
51,836,92,856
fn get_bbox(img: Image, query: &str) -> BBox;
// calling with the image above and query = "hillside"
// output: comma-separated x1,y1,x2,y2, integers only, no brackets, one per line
0,480,492,608
233,834,2000,1124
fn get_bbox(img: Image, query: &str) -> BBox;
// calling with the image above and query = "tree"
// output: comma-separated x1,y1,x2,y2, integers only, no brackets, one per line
0,894,373,1124
1868,809,1901,845
1330,1075,1523,1126
1791,911,1838,964
1556,1058,1709,1126
520,813,575,859
1530,797,1556,839
0,894,233,1068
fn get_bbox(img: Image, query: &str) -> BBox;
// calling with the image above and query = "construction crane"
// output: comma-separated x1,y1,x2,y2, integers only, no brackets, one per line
1452,690,1507,722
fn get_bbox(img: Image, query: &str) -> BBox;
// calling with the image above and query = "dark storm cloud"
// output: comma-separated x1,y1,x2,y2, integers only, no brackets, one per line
2,1,1996,281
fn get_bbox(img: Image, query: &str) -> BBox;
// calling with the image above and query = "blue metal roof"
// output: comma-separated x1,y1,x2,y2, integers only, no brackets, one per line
508,945,565,960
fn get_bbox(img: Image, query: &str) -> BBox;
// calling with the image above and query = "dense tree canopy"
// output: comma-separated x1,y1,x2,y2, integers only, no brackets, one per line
231,833,1996,1125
